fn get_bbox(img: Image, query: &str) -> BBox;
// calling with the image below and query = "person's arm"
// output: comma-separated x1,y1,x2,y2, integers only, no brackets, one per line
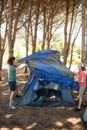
13,61,22,68
16,62,22,67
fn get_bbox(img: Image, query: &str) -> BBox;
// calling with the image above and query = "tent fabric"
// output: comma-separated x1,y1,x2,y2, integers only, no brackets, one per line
18,50,60,62
60,88,75,106
16,75,38,106
33,61,73,87
19,50,73,78
17,50,79,107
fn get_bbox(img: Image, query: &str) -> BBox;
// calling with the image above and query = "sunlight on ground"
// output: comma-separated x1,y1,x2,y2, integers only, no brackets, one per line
5,114,13,119
55,121,63,127
67,117,81,125
0,82,8,87
0,128,9,130
12,128,22,130
54,117,81,127
2,90,9,96
0,128,22,130
18,81,28,84
26,123,37,129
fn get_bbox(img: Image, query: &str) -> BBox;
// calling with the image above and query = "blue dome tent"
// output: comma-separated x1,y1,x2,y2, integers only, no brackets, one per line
16,50,79,107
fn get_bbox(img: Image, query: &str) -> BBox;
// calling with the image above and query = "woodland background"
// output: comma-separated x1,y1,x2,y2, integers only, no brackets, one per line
0,0,87,78
0,1,87,130
0,0,87,74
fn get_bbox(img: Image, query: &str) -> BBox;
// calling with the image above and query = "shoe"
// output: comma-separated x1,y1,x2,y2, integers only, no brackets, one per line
9,105,16,110
74,108,81,112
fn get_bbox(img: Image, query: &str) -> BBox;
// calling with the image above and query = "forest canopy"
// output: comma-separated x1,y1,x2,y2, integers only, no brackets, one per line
0,0,87,80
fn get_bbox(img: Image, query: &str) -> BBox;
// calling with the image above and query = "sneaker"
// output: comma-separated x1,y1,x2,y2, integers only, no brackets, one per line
74,108,81,112
9,105,16,110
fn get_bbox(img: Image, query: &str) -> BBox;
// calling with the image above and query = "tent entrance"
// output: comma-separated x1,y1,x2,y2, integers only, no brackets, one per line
36,88,60,99
36,80,61,99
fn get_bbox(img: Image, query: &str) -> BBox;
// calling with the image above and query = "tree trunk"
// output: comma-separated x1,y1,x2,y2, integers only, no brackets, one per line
82,0,86,64
32,1,40,53
0,0,8,80
24,23,29,73
69,24,81,69
85,2,87,64
63,0,70,65
8,0,25,58
8,0,13,57
42,8,46,50
46,14,53,50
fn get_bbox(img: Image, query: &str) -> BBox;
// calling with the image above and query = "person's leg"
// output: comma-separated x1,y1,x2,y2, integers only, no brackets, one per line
78,98,82,109
77,87,86,109
74,87,83,111
9,91,15,106
82,87,87,106
9,82,16,109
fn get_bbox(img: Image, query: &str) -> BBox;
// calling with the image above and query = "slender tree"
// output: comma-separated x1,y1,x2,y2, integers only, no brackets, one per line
32,0,40,53
63,0,70,65
0,0,8,80
8,0,13,57
85,6,87,64
82,0,86,64
7,0,25,57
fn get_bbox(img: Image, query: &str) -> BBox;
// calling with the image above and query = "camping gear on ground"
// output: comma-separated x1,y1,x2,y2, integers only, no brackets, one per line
16,50,79,107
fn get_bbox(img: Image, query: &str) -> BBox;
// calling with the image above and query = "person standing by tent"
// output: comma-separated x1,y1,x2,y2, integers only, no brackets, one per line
7,57,21,110
74,63,86,112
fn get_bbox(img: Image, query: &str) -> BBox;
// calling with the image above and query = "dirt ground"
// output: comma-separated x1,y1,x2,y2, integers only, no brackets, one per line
0,68,87,130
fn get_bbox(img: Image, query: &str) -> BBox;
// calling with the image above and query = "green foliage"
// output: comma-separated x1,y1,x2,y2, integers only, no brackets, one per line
50,41,81,64
66,44,81,64
36,37,81,64
15,54,22,61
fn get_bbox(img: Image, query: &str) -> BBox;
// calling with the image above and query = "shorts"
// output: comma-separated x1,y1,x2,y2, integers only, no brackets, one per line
79,86,86,98
8,81,16,91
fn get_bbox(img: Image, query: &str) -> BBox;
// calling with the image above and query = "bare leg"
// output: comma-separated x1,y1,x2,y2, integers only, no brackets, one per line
78,98,82,109
9,91,15,106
